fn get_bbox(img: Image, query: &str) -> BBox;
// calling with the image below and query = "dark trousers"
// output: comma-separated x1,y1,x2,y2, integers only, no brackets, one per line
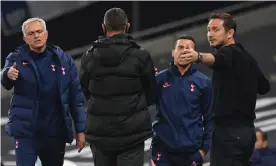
151,141,203,166
14,137,66,166
91,142,145,166
210,124,256,166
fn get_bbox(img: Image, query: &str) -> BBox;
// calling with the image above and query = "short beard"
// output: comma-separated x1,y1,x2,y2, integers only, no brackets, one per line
214,44,224,50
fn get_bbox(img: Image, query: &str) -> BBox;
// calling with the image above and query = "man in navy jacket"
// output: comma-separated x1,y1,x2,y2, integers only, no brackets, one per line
1,17,86,166
251,128,276,166
152,36,213,166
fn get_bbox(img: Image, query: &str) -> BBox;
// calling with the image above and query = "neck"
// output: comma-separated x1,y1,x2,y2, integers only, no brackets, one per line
29,45,46,53
224,38,235,47
106,31,124,37
176,64,191,76
215,38,235,50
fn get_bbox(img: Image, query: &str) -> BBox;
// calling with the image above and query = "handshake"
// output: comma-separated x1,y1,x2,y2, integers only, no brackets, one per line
8,62,19,81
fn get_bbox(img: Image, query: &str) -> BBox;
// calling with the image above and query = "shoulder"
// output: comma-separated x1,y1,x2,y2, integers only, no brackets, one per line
193,71,212,87
48,43,66,55
48,44,75,67
194,71,210,81
7,44,28,59
48,43,71,60
81,41,98,63
132,47,153,67
215,43,246,57
156,68,170,83
214,44,236,57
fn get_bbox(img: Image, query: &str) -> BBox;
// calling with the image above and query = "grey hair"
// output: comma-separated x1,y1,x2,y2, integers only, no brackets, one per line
22,17,47,36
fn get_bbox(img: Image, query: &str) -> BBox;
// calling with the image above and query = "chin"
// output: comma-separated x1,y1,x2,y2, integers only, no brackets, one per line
32,43,46,49
179,64,189,68
209,43,217,48
210,43,224,49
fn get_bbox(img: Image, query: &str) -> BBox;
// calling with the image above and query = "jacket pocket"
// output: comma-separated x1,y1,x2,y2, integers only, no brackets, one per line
9,107,33,122
7,108,33,137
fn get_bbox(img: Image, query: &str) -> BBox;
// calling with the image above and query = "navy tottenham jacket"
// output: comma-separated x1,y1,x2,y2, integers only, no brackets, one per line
1,44,86,143
251,147,276,166
153,64,213,153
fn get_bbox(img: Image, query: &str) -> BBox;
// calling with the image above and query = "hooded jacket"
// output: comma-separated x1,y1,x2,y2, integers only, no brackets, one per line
80,33,157,151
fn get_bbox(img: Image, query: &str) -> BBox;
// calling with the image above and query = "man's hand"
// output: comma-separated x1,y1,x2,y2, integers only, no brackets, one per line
199,150,206,159
76,132,86,153
178,54,190,66
8,62,19,80
181,49,198,64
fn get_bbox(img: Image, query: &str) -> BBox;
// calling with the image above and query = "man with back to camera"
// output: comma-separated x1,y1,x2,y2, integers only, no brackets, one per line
183,13,271,166
1,17,86,166
79,8,157,166
251,128,276,166
151,35,213,166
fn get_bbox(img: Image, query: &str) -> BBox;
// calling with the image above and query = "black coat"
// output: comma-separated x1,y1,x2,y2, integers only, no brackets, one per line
80,33,157,151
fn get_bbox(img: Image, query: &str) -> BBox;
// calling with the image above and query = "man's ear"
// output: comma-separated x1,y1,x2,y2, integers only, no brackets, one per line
126,23,130,32
45,30,48,40
171,50,175,57
227,29,235,39
102,24,106,34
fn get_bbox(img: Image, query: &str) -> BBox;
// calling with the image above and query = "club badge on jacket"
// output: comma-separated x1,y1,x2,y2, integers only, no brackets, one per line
51,64,66,75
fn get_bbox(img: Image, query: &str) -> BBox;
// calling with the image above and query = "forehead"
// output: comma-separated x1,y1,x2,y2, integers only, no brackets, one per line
24,21,44,31
176,39,194,47
208,18,224,28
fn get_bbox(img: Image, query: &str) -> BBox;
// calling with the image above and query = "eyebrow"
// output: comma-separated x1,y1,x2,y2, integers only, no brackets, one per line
208,25,219,29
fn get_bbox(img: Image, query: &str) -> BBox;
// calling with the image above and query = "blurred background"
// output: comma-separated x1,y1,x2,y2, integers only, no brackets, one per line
1,1,276,166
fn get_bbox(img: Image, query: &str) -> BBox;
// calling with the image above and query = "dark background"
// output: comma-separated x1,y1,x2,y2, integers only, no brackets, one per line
1,1,276,165
3,1,273,67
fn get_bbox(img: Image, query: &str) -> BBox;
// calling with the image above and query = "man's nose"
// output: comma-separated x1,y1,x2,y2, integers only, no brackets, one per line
183,48,190,53
34,32,39,38
208,32,214,38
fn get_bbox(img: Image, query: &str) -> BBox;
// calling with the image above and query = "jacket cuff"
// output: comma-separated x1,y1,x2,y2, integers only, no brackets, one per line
201,143,210,155
1,68,15,87
2,68,10,80
74,121,85,134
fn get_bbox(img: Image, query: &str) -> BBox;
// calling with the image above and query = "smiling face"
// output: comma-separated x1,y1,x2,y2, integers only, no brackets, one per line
23,21,48,51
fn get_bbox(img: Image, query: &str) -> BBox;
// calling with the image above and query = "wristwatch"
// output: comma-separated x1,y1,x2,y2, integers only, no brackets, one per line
196,52,203,63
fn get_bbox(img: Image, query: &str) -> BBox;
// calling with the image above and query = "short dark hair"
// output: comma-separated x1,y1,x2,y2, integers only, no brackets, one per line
103,8,128,31
175,35,196,48
209,13,237,36
256,128,268,141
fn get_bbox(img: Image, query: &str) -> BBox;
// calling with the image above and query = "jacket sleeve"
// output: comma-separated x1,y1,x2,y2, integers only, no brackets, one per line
256,63,270,95
140,51,158,106
1,53,16,90
200,79,213,154
210,47,233,71
68,55,87,134
79,50,94,100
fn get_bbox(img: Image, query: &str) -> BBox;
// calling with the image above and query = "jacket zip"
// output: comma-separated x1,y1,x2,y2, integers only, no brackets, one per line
55,57,72,144
29,60,40,134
